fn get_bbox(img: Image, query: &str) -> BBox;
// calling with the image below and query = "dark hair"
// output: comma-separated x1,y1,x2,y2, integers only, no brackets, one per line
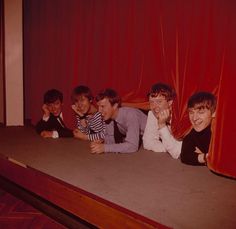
43,89,63,104
148,83,176,101
96,88,121,107
71,85,93,102
188,91,217,113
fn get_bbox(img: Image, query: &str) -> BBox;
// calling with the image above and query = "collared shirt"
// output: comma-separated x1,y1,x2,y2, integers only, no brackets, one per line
143,111,181,159
104,107,147,153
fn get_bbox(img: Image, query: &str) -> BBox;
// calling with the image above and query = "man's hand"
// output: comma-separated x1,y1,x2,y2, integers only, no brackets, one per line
71,105,83,116
195,147,207,163
158,109,171,129
40,130,53,138
42,104,50,117
73,129,88,140
90,142,105,154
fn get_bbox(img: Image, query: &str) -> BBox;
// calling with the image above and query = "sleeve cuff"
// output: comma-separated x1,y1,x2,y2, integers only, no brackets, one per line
52,131,59,138
42,115,50,121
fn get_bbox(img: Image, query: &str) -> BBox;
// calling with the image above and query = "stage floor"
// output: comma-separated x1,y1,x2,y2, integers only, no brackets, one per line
0,126,236,229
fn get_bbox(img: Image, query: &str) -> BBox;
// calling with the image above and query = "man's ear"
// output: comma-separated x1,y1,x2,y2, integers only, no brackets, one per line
212,111,216,118
168,100,173,106
113,103,119,110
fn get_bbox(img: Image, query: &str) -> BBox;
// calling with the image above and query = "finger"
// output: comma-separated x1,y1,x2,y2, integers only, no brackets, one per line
93,140,102,144
90,148,97,154
73,129,79,134
90,143,97,149
164,109,170,114
194,147,202,154
41,131,45,137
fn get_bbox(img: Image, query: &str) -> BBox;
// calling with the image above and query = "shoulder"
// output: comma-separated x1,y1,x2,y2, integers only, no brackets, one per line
183,128,196,141
89,112,103,124
92,111,102,118
147,110,154,118
119,107,144,118
119,107,135,112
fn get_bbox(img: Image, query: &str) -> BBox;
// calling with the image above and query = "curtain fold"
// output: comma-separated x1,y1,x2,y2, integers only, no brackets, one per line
23,0,236,178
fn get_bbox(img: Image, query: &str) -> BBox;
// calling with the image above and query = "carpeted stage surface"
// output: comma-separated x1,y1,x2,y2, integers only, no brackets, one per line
0,126,236,229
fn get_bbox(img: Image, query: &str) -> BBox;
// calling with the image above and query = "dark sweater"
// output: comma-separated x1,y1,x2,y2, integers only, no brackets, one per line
36,113,73,138
180,125,211,166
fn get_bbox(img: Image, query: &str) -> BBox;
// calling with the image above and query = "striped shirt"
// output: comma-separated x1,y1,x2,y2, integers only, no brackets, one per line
76,111,105,141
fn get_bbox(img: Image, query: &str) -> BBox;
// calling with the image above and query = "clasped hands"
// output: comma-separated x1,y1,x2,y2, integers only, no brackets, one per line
90,140,105,154
73,128,104,154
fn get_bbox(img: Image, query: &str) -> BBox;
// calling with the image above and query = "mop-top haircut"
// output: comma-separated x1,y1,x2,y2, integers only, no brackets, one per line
71,85,93,102
43,89,63,104
148,83,176,101
96,88,121,107
188,91,216,113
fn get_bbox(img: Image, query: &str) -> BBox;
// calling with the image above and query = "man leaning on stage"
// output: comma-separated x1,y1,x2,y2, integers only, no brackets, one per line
90,88,147,154
36,89,73,138
142,83,181,159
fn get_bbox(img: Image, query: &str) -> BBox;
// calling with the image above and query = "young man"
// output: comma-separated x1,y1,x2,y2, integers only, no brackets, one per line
143,83,181,159
71,85,105,141
151,89,217,165
36,89,73,138
180,92,216,165
90,88,147,154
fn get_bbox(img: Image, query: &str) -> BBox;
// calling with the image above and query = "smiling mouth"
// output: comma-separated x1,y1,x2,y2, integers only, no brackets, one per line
193,123,204,129
193,121,202,126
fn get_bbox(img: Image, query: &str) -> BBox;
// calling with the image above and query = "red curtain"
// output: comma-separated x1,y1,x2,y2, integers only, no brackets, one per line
23,0,236,178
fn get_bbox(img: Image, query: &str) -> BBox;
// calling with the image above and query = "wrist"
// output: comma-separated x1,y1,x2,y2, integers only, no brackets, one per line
43,114,50,121
158,123,166,130
78,114,86,120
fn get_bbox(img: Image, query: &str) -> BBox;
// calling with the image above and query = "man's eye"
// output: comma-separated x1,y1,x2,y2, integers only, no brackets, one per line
198,110,205,114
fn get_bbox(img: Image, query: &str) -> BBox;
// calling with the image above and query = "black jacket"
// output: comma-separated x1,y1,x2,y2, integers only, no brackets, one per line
35,113,73,138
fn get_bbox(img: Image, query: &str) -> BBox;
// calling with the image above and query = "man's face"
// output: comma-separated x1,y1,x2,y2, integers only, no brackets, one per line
149,95,172,117
73,95,91,115
188,105,214,132
97,98,117,121
47,99,62,116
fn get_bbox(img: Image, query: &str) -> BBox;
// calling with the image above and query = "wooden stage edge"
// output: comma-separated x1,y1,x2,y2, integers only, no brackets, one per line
0,154,170,229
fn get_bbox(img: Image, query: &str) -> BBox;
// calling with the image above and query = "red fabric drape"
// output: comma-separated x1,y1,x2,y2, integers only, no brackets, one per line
23,0,236,178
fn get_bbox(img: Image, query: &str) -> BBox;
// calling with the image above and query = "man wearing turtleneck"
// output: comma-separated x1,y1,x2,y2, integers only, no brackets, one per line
180,92,216,166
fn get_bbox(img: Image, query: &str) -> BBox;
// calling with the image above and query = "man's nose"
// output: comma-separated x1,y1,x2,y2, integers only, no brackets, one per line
151,103,158,109
77,103,83,108
193,113,199,121
153,105,160,111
